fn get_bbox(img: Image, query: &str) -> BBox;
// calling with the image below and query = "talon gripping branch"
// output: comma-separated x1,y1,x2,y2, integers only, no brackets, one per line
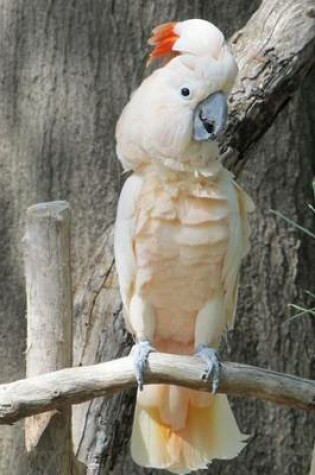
114,19,254,474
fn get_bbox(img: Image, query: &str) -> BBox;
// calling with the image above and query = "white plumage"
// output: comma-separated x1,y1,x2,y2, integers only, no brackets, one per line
114,18,253,474
174,19,225,58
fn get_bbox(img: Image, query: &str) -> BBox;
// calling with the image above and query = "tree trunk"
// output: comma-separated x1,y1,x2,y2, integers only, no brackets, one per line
218,68,315,475
0,1,314,474
71,75,315,474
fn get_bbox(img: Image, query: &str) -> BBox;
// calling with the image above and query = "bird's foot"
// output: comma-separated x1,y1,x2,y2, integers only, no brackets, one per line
195,344,221,394
131,340,155,391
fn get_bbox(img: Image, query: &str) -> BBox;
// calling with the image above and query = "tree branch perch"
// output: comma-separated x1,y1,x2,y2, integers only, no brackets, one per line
0,353,314,425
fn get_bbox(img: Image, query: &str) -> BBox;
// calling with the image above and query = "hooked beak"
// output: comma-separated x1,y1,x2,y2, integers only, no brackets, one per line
193,91,228,141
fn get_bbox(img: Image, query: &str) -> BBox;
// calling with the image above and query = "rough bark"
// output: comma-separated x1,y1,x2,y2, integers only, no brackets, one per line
24,201,73,472
228,72,315,475
222,0,315,174
0,0,314,474
72,227,135,472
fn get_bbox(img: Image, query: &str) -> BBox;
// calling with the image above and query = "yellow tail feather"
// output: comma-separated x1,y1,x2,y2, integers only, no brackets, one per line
131,385,247,474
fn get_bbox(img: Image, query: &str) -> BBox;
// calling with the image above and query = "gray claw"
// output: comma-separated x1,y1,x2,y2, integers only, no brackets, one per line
195,344,221,394
132,340,155,391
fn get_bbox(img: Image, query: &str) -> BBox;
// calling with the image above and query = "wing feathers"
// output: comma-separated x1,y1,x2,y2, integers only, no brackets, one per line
223,182,254,329
114,174,143,309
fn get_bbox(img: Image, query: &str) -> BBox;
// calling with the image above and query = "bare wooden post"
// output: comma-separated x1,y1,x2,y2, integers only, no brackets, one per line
24,201,73,474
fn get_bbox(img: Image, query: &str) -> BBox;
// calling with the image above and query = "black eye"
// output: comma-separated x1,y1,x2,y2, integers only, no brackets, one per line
181,87,191,97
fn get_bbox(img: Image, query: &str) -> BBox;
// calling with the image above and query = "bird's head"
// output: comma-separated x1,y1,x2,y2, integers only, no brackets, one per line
116,19,238,171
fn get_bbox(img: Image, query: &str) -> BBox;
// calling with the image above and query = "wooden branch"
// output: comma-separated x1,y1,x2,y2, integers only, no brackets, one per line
223,0,315,174
24,202,73,469
0,354,314,425
310,443,315,475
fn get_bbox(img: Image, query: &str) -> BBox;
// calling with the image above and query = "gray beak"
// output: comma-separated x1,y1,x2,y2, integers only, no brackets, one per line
193,91,228,141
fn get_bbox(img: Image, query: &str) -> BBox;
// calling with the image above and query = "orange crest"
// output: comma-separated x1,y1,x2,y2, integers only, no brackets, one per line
147,22,179,64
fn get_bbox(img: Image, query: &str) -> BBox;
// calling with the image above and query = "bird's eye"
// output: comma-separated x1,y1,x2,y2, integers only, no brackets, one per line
180,87,191,98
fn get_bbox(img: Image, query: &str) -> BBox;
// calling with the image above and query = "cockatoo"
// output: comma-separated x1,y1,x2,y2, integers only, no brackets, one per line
114,19,254,474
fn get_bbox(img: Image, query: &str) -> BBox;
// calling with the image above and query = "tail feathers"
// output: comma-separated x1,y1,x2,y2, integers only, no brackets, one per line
131,386,247,474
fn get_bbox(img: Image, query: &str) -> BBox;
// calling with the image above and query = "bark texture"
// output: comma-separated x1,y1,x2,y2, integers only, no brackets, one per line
231,71,315,475
0,0,314,474
222,0,315,173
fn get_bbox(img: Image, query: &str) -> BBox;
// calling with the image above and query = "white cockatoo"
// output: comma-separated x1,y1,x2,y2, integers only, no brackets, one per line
114,19,254,474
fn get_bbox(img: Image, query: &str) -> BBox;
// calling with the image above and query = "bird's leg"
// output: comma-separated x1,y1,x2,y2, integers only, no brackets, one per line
195,344,221,394
132,339,155,390
128,292,156,391
194,298,226,394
